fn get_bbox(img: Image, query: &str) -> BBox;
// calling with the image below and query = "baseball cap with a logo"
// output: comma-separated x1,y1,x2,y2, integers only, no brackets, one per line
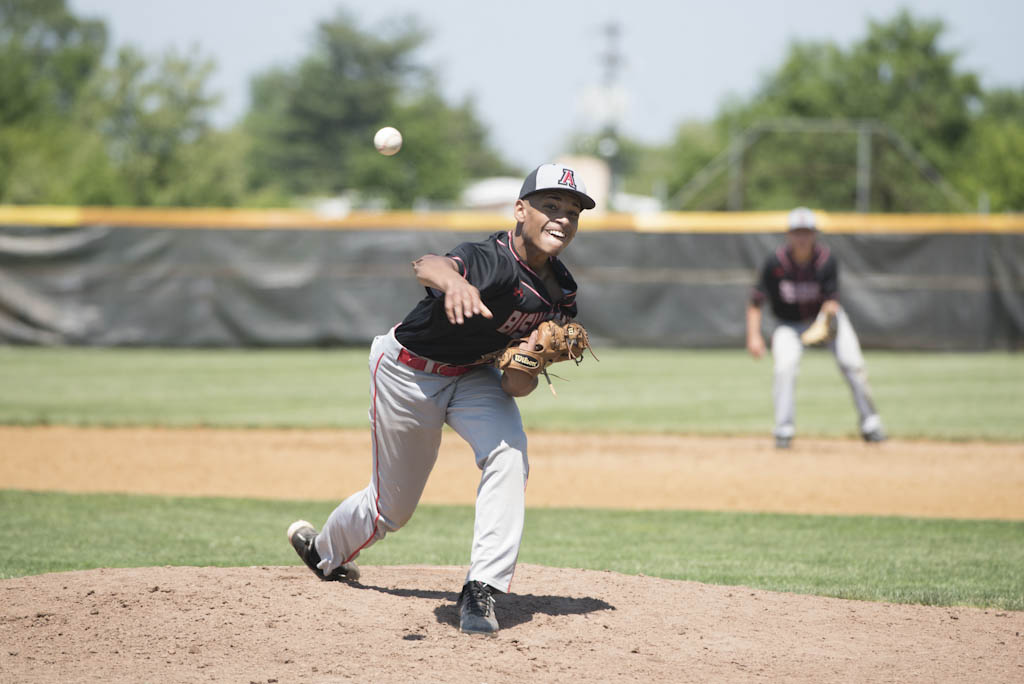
787,206,818,231
519,163,597,210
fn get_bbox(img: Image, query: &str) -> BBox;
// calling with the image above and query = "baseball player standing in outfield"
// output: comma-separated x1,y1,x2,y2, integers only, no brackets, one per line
745,207,887,448
287,163,596,635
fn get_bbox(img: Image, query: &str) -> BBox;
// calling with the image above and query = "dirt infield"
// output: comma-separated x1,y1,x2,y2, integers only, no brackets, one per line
2,426,1023,518
2,426,1023,682
4,564,1022,683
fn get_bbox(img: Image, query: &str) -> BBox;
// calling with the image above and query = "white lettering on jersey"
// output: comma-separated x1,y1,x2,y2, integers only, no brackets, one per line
779,279,821,304
496,310,548,337
496,311,524,334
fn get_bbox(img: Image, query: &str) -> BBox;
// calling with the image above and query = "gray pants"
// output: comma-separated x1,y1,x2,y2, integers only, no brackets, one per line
771,308,883,439
314,329,528,593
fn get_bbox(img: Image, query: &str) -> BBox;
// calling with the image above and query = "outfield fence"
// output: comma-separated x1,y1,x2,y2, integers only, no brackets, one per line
1,208,1021,349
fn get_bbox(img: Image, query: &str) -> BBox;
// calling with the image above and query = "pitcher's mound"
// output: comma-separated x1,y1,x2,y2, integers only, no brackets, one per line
2,564,1021,682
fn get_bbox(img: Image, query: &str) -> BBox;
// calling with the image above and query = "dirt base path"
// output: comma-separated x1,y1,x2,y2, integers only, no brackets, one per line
4,426,1024,683
3,426,1023,519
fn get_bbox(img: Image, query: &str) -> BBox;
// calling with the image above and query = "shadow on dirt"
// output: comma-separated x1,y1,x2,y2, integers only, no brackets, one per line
345,581,615,629
344,581,614,630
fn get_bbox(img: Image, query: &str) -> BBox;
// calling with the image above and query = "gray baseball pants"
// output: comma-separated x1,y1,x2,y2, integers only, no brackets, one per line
771,308,883,439
313,329,528,593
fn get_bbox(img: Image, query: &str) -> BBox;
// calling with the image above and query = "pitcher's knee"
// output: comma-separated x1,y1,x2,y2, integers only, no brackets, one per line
478,439,527,476
376,503,417,532
370,489,419,533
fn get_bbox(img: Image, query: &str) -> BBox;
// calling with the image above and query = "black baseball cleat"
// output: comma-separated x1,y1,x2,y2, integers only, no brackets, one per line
287,520,360,582
457,580,499,635
862,429,888,443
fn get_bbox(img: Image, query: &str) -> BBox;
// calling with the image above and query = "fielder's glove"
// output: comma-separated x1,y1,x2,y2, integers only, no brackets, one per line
800,310,838,346
496,319,595,395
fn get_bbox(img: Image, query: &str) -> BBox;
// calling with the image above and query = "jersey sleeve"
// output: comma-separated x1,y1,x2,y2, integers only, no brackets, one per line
446,236,517,298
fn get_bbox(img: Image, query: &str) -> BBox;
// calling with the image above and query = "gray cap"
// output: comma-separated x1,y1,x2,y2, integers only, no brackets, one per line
519,163,596,210
787,206,818,231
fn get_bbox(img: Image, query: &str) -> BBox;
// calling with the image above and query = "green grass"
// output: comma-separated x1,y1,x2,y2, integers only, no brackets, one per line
2,346,1022,612
1,345,1022,439
2,490,1021,610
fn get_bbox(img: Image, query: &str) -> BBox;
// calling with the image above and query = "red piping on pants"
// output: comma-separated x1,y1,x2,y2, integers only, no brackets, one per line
343,350,387,564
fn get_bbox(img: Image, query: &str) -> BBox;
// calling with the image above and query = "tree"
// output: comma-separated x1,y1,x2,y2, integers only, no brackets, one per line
0,0,247,206
244,10,513,208
956,89,1024,211
89,45,248,206
0,0,109,202
360,90,514,207
0,0,107,123
658,10,987,212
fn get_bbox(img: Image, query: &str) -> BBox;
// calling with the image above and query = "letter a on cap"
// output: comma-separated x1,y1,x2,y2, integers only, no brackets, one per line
558,168,577,190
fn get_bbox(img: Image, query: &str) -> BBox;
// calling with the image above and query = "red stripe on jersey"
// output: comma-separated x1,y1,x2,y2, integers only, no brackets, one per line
815,245,830,269
500,230,544,279
518,279,552,307
450,255,467,280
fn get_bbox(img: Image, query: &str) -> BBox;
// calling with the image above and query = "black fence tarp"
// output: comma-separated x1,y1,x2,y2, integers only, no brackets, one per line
0,225,1021,350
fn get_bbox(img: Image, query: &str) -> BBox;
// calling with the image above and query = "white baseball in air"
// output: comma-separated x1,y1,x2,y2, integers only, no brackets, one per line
374,126,403,156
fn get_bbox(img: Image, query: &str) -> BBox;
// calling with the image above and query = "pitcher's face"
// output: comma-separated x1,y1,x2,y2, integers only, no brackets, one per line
514,190,582,262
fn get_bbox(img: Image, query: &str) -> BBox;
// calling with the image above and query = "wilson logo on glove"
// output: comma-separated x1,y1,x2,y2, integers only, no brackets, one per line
495,320,597,396
511,353,540,369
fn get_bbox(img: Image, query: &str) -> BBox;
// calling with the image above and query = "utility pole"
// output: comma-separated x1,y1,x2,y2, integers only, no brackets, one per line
597,21,623,208
727,131,745,211
856,123,872,212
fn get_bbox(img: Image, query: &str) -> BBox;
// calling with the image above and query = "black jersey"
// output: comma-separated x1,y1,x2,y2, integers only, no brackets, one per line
395,230,579,365
751,243,838,322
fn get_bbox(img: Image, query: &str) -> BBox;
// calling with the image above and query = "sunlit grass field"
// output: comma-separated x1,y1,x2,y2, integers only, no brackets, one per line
1,345,1022,609
1,345,1022,440
1,491,1021,610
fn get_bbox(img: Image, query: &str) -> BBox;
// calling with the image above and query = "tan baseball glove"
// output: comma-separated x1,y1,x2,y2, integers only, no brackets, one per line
495,320,594,394
800,310,838,346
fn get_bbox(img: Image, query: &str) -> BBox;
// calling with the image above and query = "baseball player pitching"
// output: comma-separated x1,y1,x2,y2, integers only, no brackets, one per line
287,163,596,635
745,207,887,448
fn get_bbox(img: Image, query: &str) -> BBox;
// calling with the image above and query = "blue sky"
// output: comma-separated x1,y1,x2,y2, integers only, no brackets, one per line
69,0,1024,170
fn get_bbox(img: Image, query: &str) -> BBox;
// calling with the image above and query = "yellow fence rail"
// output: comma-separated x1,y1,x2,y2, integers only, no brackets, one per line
2,205,1023,233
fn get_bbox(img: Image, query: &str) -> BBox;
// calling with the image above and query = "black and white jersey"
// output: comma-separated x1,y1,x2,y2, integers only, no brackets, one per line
395,230,578,365
751,244,838,323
